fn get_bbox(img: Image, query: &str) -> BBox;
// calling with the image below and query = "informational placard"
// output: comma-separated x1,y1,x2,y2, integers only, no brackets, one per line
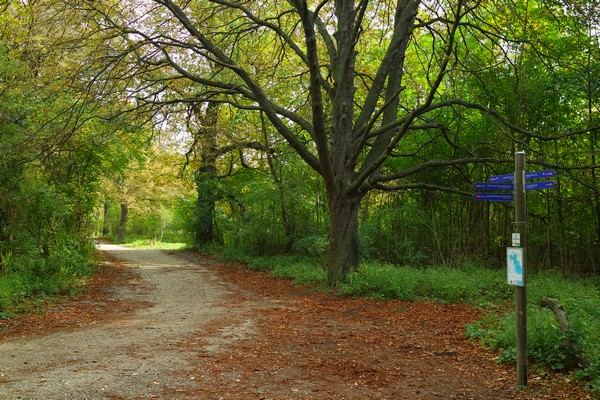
507,247,524,286
512,233,521,247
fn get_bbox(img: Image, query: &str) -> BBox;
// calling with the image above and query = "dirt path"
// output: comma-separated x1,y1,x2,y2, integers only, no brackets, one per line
0,244,253,399
0,245,588,399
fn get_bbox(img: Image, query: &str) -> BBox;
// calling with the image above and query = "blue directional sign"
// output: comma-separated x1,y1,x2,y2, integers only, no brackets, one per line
476,169,556,202
489,170,556,182
473,182,514,191
473,193,514,202
525,170,556,180
489,173,514,183
525,181,556,191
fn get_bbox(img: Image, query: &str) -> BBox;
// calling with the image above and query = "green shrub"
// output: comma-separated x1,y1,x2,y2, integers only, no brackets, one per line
339,263,418,300
0,175,97,313
212,245,255,264
272,261,327,285
292,235,328,260
359,202,429,265
466,271,600,392
213,246,327,286
0,275,16,318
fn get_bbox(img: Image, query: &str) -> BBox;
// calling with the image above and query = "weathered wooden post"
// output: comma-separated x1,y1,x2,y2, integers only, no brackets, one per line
514,151,528,387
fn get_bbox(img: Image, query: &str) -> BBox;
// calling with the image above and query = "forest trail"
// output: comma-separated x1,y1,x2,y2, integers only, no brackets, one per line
0,245,584,399
0,244,254,399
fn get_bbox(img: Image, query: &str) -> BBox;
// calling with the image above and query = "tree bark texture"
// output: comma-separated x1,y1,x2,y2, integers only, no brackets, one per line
327,194,361,286
193,102,219,246
117,203,128,244
102,196,110,236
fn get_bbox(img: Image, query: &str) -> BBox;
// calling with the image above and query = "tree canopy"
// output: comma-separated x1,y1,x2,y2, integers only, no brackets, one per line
1,0,598,288
64,0,598,284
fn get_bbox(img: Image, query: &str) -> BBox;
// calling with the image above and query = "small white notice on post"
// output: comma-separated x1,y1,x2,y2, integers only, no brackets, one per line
512,233,521,247
507,247,524,287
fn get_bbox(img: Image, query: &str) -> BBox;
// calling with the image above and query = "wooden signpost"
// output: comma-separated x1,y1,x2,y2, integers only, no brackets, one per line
472,151,556,389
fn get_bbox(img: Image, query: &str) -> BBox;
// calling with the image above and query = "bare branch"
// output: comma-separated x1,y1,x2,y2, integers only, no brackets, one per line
372,156,513,184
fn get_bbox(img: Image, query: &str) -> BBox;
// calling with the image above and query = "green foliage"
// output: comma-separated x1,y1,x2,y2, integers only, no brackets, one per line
0,234,94,315
206,245,326,285
171,196,197,244
359,202,428,265
2,1,598,393
0,175,97,315
339,263,417,300
0,1,134,314
215,170,291,255
90,0,600,280
291,235,328,261
0,275,16,318
271,260,327,285
209,244,255,265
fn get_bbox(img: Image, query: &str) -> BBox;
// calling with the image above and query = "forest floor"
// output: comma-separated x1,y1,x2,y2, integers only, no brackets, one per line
0,244,592,399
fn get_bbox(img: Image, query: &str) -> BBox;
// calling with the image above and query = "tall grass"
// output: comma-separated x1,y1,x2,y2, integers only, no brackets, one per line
339,262,513,305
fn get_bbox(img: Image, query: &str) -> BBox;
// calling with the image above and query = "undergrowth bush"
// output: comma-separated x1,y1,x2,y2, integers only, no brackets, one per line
209,246,326,285
272,261,327,284
292,235,328,261
0,236,96,315
466,272,600,392
0,177,97,317
0,276,15,318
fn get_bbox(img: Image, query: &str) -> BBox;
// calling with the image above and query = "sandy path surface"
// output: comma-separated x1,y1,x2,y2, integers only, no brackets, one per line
0,244,251,399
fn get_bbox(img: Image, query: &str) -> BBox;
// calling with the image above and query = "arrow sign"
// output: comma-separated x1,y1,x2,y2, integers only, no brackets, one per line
473,182,514,191
489,173,514,183
472,193,514,202
489,170,556,182
525,181,556,191
525,170,556,180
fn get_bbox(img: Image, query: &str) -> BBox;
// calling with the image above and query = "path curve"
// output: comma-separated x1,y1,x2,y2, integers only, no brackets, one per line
0,244,252,399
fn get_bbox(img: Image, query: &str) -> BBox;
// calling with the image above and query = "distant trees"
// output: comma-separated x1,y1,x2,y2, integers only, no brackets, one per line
100,143,194,243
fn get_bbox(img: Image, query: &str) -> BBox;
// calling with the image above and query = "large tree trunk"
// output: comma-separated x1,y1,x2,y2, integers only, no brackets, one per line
102,195,110,236
195,175,216,246
327,194,361,286
193,102,219,246
117,203,128,244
